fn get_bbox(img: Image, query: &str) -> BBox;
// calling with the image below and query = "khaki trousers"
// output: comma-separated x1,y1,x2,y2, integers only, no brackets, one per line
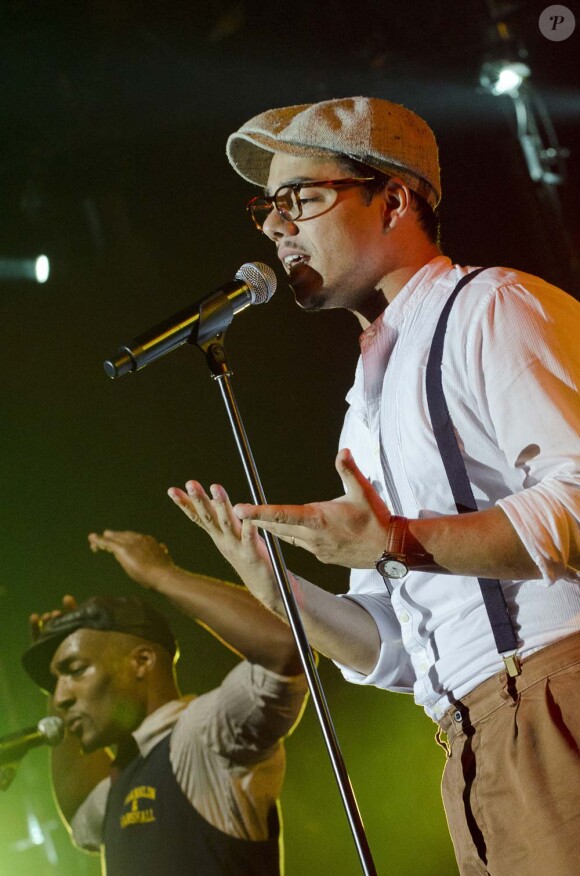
438,631,580,876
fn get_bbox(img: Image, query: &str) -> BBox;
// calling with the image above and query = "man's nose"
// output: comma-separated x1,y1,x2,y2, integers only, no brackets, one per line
262,208,299,241
53,677,74,710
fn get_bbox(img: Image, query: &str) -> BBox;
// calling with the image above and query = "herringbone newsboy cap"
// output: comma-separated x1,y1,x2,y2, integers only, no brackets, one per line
226,96,441,208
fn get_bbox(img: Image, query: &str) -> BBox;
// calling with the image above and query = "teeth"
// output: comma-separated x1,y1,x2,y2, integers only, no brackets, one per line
284,254,305,265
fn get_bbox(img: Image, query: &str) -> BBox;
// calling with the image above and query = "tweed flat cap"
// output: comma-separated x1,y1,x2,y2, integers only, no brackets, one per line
226,96,441,208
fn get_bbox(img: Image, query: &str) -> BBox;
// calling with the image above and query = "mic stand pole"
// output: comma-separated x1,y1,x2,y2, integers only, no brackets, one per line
193,300,377,876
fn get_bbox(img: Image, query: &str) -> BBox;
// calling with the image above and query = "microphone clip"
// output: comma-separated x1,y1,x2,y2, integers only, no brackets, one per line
194,288,236,378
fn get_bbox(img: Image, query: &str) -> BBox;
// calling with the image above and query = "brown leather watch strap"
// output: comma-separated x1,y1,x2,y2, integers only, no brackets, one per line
385,515,408,555
385,516,437,571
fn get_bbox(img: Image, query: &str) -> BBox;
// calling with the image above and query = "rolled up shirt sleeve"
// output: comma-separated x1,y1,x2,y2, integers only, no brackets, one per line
499,477,580,583
170,662,308,840
467,278,580,584
334,591,416,691
174,661,308,765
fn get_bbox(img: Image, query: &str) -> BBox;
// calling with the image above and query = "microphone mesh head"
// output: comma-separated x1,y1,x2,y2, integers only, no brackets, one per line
235,262,277,305
38,716,65,746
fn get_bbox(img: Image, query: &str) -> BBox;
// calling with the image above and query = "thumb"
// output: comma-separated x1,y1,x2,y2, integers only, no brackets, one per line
335,448,371,497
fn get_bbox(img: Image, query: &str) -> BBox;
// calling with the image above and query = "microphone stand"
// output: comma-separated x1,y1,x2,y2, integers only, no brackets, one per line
193,297,378,876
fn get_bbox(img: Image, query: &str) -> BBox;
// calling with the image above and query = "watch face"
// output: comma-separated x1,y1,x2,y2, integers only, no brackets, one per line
377,556,408,579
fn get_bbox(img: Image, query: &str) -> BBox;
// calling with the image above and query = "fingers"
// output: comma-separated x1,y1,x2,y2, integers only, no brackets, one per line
38,609,64,625
168,482,240,539
336,448,392,526
240,517,269,549
29,612,42,641
167,486,196,521
169,480,308,557
234,502,322,528
335,448,372,496
168,482,213,528
169,481,303,532
242,519,310,548
232,500,321,554
29,596,77,641
88,530,127,553
277,533,305,549
88,530,145,552
89,531,170,562
209,484,242,538
88,532,111,553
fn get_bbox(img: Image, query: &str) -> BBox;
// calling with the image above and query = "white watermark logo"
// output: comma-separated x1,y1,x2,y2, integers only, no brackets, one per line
539,5,576,40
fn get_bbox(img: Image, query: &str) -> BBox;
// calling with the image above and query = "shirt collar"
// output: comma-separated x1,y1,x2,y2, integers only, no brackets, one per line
132,696,196,758
360,255,452,349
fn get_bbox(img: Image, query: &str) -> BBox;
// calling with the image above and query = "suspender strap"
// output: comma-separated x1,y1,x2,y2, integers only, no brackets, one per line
425,268,519,659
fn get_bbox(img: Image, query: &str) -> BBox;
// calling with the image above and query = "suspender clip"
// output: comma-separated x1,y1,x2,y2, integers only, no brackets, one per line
503,652,522,678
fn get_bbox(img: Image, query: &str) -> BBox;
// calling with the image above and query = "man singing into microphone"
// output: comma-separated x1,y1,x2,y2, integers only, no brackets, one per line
21,531,307,876
168,96,580,876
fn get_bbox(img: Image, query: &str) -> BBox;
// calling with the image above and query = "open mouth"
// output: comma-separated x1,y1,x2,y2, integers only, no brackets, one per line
67,717,83,734
282,253,310,271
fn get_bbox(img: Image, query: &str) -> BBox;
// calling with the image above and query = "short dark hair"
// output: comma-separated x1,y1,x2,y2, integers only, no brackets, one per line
335,154,440,246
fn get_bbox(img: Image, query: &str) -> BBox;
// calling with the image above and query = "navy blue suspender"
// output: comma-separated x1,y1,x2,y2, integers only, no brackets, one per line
425,269,520,673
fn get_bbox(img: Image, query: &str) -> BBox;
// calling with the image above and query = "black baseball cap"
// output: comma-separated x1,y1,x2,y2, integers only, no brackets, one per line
22,595,179,694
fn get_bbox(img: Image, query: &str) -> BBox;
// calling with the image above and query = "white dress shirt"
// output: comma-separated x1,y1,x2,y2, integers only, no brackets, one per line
335,256,580,722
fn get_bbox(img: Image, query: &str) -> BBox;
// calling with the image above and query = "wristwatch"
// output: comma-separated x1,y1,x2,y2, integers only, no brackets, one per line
375,516,409,580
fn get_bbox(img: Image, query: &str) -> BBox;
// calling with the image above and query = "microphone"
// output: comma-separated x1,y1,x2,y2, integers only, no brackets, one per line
104,261,277,379
0,716,65,766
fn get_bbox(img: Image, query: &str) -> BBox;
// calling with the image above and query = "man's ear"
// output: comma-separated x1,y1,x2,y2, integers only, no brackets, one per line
131,645,157,679
382,179,412,231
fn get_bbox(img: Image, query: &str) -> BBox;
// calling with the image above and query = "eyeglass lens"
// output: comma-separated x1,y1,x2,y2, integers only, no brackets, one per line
250,184,340,230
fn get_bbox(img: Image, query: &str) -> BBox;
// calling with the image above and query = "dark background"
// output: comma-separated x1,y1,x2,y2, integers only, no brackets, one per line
1,1,578,873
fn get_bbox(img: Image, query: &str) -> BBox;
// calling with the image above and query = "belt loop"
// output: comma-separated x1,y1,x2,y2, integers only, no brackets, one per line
499,668,521,706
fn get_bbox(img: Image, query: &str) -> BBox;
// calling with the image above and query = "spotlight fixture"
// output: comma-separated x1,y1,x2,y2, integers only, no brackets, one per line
478,51,569,190
0,254,50,284
479,59,531,97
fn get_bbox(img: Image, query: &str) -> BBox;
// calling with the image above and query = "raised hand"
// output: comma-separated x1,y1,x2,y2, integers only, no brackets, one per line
88,531,174,590
234,449,392,568
29,595,78,642
167,481,281,612
167,475,382,673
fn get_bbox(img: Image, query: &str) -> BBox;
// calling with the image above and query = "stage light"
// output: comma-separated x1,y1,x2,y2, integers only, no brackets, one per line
34,255,50,283
0,254,50,284
479,60,531,97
